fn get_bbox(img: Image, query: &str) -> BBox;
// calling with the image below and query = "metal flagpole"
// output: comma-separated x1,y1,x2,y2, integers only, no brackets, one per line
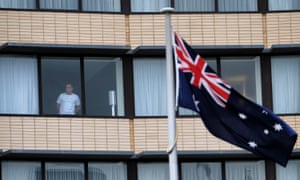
160,7,178,180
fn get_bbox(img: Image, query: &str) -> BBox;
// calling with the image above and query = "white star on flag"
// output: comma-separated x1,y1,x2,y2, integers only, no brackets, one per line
248,141,257,148
274,123,283,132
264,129,269,135
238,113,247,120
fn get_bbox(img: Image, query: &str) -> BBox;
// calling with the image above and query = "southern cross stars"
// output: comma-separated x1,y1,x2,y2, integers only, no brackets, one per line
274,123,283,132
248,141,257,148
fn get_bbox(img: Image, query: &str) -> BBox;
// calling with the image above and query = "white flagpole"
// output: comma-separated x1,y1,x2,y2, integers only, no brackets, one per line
160,7,178,180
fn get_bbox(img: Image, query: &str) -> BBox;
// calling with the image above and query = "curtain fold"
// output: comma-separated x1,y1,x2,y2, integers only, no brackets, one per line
89,162,127,180
175,0,214,12
82,0,120,12
0,0,35,8
40,0,78,10
0,55,38,114
181,162,222,180
131,0,169,12
138,163,169,180
276,160,300,180
225,161,265,180
46,163,84,180
218,0,257,11
133,58,167,116
271,56,300,114
269,0,300,10
2,161,41,180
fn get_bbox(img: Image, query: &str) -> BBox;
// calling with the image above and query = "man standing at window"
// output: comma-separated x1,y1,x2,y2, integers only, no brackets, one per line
56,84,80,115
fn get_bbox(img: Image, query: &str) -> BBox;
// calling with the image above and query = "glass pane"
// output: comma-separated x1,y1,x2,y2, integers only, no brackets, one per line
89,162,127,180
2,161,41,180
0,55,39,114
40,0,78,10
225,161,265,180
138,163,169,180
181,162,222,180
133,58,167,116
82,0,120,12
221,56,261,103
84,57,124,116
41,57,81,115
179,58,217,116
218,0,257,12
175,0,214,12
269,0,300,10
131,0,169,12
0,0,35,9
271,56,300,114
46,163,84,180
276,160,300,180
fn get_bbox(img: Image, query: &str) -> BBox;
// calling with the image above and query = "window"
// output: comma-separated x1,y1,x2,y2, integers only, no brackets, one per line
225,161,265,180
221,56,262,103
40,0,78,10
0,0,35,9
181,162,222,180
218,0,257,12
175,0,214,12
276,160,300,180
82,0,120,12
0,55,39,114
46,162,84,180
2,161,41,180
89,162,127,180
269,0,300,11
131,0,169,12
271,56,300,114
138,163,169,180
133,58,167,116
84,57,124,116
41,57,81,115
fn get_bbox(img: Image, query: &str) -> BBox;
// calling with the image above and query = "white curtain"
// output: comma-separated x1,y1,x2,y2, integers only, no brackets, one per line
89,162,127,180
175,0,214,12
269,0,300,10
2,161,41,180
46,163,84,180
131,0,169,12
0,0,35,8
82,0,120,12
271,56,300,114
225,161,265,180
40,0,78,10
137,163,169,180
133,58,167,116
276,160,300,180
0,55,39,114
218,0,257,11
181,162,222,180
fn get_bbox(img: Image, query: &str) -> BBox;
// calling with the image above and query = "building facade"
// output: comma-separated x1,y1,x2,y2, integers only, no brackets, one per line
0,0,300,179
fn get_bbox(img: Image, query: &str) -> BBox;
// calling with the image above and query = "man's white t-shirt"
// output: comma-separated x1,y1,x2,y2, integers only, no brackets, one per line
56,93,80,115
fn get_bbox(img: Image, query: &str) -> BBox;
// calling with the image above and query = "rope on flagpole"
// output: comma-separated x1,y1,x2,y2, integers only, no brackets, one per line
166,133,178,154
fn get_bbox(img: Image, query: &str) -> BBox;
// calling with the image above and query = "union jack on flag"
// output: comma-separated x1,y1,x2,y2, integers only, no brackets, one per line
174,32,231,108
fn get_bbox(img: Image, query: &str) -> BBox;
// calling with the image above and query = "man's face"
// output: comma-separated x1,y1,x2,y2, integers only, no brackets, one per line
65,84,73,94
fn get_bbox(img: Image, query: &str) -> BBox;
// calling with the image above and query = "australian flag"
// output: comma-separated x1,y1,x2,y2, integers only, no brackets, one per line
174,32,297,166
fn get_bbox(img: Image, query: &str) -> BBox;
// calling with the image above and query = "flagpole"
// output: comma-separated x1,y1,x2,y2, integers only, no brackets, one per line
161,7,178,180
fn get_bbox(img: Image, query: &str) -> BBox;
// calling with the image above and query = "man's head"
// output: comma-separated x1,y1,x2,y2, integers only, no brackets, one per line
65,84,73,94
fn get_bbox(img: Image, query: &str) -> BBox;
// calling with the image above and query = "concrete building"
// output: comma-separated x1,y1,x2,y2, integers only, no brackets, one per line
0,0,299,179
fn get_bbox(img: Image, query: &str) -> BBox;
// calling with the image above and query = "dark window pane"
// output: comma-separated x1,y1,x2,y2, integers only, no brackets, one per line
225,161,265,180
131,0,169,12
218,0,257,12
2,161,41,180
175,0,214,12
88,162,127,180
269,0,300,10
221,57,261,103
84,57,124,116
181,162,222,180
41,57,81,115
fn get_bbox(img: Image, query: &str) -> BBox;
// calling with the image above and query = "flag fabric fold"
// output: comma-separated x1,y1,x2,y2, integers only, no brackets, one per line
174,32,297,166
